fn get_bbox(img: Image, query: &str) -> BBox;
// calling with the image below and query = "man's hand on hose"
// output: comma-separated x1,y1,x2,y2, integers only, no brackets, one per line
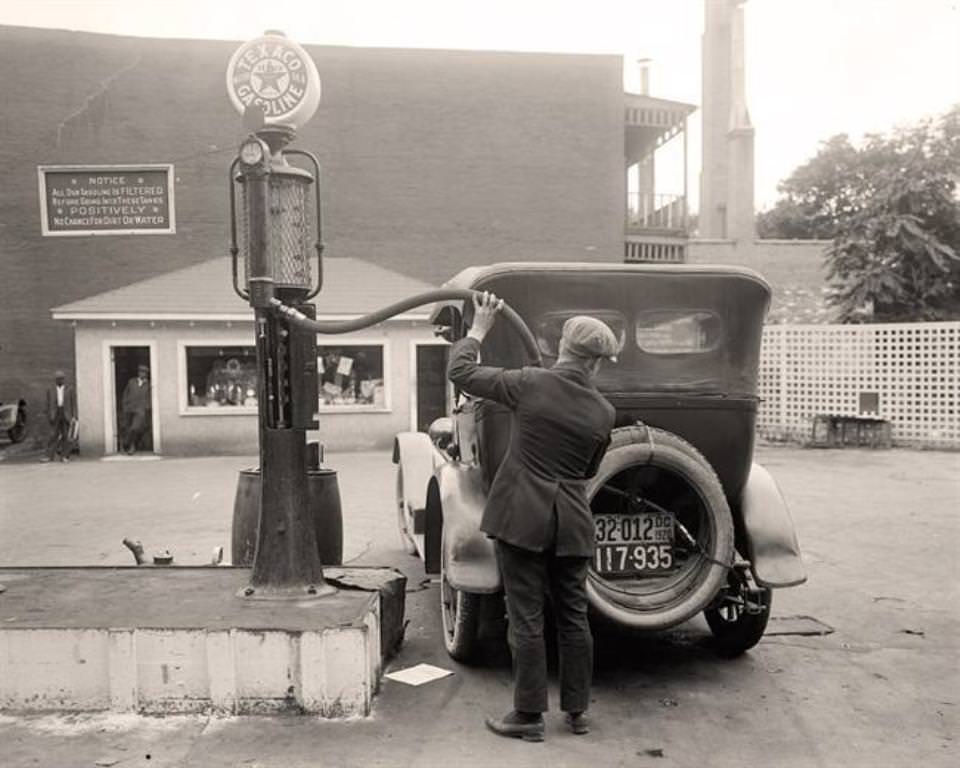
467,291,504,343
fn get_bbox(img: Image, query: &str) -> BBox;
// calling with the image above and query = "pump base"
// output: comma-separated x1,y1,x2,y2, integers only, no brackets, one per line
0,566,405,717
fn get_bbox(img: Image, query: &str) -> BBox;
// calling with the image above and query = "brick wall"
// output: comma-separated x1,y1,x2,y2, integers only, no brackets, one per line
688,239,834,324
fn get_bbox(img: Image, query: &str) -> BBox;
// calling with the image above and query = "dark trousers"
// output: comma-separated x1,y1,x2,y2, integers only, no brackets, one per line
495,539,593,714
122,410,147,452
46,408,70,459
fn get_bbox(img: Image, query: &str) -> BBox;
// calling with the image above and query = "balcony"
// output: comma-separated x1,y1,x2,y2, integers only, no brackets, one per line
626,192,687,234
623,92,695,264
624,94,696,166
624,193,689,263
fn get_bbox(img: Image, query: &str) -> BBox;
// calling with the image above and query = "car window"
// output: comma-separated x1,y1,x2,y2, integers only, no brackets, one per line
534,310,626,361
635,310,721,354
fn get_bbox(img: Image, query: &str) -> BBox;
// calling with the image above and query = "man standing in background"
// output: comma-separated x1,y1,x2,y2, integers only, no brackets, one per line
121,364,151,455
42,370,76,463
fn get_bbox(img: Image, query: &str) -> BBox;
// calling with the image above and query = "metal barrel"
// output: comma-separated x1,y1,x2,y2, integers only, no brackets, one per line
231,467,343,567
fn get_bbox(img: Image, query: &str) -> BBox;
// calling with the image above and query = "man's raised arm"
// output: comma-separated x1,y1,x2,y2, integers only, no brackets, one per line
446,292,524,408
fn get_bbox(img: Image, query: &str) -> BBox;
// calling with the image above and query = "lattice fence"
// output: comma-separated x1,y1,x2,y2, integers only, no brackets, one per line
757,322,960,449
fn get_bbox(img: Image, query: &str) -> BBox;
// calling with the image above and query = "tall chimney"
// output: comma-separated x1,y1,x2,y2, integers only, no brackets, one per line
700,0,755,244
637,58,651,95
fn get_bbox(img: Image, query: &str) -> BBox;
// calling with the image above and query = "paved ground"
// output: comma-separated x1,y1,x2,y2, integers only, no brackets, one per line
0,444,957,767
0,452,397,568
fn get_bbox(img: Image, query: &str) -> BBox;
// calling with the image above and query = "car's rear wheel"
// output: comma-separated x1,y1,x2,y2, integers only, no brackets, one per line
394,466,418,555
704,580,772,657
586,425,735,630
440,529,482,662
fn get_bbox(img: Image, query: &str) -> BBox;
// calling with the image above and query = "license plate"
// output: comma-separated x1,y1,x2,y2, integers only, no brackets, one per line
593,513,674,575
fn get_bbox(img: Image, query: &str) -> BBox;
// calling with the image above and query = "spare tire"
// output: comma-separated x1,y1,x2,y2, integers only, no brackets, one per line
585,425,734,630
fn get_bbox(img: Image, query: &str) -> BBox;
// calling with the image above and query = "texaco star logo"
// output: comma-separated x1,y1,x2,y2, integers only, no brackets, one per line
252,60,290,98
229,40,309,118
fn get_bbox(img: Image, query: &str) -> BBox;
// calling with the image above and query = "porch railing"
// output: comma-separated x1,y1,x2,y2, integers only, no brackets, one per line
626,192,687,232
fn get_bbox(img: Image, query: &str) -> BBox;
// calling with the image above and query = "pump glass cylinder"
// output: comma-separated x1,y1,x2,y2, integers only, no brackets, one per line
237,163,314,294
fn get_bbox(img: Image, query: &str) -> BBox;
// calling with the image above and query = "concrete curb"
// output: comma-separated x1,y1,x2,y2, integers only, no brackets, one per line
0,567,405,717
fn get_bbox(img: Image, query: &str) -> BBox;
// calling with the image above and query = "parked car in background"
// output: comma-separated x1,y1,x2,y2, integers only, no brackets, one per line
0,398,27,444
393,262,806,661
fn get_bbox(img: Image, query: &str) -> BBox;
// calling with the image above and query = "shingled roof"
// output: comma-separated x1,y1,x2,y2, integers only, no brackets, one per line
51,257,438,320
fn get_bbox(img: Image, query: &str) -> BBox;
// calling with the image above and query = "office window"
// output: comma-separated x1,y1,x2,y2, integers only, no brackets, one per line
318,344,387,409
185,345,258,410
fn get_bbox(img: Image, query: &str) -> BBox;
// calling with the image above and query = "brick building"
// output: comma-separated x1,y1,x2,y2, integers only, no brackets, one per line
0,27,634,434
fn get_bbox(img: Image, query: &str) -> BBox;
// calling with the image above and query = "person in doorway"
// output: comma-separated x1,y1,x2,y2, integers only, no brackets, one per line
447,293,618,742
42,369,77,463
121,363,151,455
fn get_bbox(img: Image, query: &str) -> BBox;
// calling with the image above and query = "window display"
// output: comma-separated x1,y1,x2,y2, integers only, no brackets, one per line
185,346,258,409
318,345,386,408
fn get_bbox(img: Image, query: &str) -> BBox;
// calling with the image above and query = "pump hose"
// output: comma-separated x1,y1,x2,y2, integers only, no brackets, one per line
269,289,543,367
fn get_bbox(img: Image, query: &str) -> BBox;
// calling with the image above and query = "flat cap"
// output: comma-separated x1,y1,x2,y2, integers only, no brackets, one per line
137,363,150,372
54,369,66,378
560,315,620,362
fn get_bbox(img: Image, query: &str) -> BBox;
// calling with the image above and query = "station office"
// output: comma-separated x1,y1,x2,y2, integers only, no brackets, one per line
52,257,449,456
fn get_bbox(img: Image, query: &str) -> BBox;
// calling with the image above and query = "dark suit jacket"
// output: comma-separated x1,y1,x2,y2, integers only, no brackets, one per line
46,384,77,423
122,378,151,415
447,337,616,557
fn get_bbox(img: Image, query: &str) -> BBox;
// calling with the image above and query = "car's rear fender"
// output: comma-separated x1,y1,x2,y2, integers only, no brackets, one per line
425,461,501,593
739,462,807,588
393,432,441,536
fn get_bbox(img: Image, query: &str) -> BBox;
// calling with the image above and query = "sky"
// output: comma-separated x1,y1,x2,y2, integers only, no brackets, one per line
1,0,958,210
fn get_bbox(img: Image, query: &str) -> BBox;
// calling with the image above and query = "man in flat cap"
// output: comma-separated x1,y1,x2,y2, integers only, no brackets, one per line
121,363,151,455
42,369,77,462
448,292,618,742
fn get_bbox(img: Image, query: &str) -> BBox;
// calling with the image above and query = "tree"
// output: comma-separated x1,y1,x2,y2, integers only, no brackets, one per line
757,134,862,240
759,106,960,322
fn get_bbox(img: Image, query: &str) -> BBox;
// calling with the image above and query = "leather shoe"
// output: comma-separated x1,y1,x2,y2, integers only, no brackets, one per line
564,711,590,735
485,711,544,742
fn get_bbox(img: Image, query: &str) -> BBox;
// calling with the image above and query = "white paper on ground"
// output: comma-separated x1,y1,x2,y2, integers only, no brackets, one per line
384,663,454,686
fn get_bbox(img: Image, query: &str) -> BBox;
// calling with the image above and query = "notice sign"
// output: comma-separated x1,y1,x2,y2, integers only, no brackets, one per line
38,164,175,236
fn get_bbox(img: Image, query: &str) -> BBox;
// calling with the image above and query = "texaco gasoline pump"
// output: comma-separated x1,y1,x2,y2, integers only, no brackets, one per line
226,32,541,599
227,31,333,598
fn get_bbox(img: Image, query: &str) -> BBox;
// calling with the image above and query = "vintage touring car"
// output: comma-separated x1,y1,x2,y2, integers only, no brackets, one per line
393,262,805,660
